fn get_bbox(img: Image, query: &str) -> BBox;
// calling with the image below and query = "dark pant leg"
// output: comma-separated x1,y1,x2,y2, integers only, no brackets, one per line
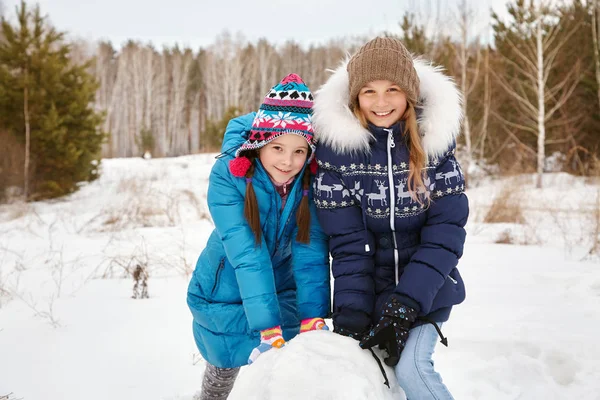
198,363,241,400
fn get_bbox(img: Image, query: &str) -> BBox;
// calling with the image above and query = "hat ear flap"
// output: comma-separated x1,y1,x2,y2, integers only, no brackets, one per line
229,156,252,177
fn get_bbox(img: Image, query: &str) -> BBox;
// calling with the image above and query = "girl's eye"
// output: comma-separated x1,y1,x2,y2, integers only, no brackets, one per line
388,87,399,92
295,149,306,154
272,146,282,151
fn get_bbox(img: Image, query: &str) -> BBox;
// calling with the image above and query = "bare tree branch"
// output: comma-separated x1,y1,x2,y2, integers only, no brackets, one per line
491,109,539,136
491,68,539,118
546,113,586,130
504,35,539,77
545,62,582,121
497,124,537,157
488,135,513,163
475,43,491,158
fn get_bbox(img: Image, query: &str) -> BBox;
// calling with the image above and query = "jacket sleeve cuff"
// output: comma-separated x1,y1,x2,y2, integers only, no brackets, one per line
389,293,421,314
333,309,372,333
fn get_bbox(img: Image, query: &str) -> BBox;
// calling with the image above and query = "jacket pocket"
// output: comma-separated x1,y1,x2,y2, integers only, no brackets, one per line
211,258,225,296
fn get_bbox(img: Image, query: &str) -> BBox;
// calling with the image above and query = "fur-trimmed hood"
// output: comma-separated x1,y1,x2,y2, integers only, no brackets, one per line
312,58,463,159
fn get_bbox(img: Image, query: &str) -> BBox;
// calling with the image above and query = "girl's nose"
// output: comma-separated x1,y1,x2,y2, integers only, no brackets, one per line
375,93,388,107
281,153,292,165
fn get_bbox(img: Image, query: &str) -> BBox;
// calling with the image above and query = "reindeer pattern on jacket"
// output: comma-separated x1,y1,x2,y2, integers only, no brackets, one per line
314,153,464,219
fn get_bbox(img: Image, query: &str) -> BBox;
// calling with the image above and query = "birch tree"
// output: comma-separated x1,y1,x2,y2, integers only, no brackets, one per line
493,0,581,188
476,43,492,160
280,41,304,79
203,31,246,123
186,52,204,153
93,42,117,156
453,0,483,183
109,42,136,156
239,44,259,111
218,32,245,114
167,48,192,155
254,39,279,104
153,49,169,156
202,50,221,122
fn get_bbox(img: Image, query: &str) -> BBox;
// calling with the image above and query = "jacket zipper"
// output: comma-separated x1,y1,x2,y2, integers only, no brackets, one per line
384,128,400,285
211,258,225,295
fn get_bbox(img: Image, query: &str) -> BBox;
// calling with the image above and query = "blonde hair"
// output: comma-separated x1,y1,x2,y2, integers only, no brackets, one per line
353,102,429,206
242,152,312,245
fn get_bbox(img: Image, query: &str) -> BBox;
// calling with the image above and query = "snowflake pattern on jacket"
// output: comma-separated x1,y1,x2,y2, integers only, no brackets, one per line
314,147,465,219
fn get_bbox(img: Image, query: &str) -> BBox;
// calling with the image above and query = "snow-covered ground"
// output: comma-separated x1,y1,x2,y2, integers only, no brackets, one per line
0,155,598,400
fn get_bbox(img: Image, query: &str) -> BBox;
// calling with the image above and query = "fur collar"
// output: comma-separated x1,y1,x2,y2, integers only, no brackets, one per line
312,58,463,160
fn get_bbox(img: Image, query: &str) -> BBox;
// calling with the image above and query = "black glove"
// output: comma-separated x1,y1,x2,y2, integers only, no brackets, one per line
359,295,417,366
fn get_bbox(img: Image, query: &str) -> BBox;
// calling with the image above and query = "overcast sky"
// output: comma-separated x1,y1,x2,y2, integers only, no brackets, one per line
2,0,511,50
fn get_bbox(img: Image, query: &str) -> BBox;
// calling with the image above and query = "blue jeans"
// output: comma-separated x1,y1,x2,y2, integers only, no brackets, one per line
394,322,454,400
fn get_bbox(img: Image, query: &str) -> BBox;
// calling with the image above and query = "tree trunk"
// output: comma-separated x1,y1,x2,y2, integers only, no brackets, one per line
536,17,546,189
23,64,30,200
460,19,472,185
479,44,490,159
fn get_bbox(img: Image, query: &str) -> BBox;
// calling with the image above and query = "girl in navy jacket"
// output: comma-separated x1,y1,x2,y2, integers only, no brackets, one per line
312,37,467,399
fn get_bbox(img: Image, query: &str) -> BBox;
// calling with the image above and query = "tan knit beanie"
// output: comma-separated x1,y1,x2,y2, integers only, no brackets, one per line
347,37,420,108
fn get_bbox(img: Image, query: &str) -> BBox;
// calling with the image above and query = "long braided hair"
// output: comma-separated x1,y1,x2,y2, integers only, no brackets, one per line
242,152,312,245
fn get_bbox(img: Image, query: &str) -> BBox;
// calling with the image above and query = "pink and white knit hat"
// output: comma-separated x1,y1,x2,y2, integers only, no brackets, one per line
229,73,315,177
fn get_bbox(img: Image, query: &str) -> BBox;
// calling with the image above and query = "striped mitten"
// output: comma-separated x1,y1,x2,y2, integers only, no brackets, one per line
300,318,329,333
248,326,285,364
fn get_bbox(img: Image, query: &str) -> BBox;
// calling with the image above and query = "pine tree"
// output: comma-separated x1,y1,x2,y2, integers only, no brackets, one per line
0,1,105,199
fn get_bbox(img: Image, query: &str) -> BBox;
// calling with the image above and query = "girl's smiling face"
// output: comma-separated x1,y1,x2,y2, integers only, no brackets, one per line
358,80,408,128
258,134,309,183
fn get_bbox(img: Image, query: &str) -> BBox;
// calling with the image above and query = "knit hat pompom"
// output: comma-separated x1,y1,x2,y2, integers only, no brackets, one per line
347,37,420,108
229,156,252,177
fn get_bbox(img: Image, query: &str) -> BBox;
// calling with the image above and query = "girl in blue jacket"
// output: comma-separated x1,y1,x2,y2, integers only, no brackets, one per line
312,37,468,399
187,74,330,400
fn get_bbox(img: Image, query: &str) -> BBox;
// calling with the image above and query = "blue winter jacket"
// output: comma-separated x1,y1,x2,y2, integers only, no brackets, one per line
187,113,330,368
311,59,468,333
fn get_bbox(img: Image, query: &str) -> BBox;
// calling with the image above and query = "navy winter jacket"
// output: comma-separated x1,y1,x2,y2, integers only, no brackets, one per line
312,59,468,333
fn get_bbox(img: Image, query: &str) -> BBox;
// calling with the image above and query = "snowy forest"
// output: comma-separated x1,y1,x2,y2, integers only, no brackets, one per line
1,0,600,200
88,0,600,178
